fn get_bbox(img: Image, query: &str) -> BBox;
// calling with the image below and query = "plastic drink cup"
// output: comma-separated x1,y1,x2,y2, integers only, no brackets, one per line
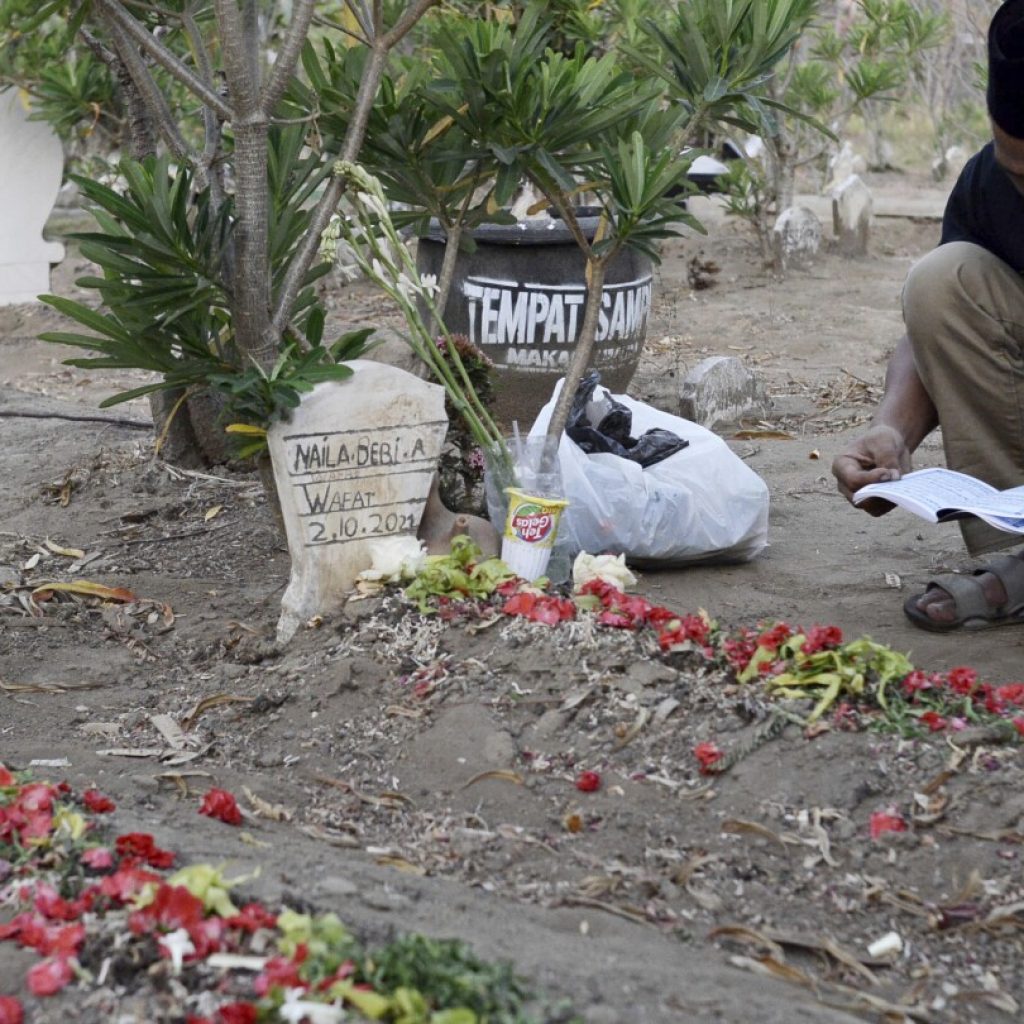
501,487,569,581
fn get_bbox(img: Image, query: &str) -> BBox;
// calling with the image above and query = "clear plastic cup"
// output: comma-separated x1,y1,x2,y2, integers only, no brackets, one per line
484,436,572,582
500,488,569,581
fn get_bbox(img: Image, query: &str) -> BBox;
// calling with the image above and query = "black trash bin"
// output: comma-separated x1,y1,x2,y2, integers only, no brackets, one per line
416,213,652,429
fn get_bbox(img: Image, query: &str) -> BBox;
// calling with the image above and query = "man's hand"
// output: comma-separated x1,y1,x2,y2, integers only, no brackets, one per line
831,424,912,516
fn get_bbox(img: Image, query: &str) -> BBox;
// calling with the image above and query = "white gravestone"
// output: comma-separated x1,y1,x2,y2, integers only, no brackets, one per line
772,206,822,269
270,362,447,642
0,90,65,304
831,174,873,257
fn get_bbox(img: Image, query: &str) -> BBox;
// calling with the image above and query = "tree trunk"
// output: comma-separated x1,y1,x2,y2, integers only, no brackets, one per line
544,258,609,442
148,389,204,468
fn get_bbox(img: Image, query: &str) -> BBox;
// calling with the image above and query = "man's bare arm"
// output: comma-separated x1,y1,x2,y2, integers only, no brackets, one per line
832,335,939,514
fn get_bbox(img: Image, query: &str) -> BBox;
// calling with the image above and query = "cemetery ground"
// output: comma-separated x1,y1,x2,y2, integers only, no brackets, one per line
2,174,1024,1024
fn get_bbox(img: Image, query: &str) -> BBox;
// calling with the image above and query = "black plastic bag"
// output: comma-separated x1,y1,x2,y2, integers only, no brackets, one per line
565,371,689,468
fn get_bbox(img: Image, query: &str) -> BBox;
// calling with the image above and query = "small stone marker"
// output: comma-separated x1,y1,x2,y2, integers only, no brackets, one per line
0,89,65,305
269,361,447,642
831,174,873,257
772,206,822,269
678,356,772,431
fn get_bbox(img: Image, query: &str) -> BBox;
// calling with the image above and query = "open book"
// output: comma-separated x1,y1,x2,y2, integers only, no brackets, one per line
853,467,1024,534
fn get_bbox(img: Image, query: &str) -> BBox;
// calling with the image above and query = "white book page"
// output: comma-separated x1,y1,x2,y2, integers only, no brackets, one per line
957,484,1024,518
854,467,999,517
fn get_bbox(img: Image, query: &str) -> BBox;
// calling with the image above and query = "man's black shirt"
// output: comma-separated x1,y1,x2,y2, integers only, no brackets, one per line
941,142,1024,272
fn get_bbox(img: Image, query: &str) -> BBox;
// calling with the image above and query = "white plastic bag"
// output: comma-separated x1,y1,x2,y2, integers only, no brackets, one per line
529,380,769,565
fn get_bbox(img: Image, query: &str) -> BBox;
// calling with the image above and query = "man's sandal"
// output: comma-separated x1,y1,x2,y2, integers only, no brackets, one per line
903,554,1024,633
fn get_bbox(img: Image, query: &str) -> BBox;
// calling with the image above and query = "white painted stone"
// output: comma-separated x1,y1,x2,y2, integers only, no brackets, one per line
831,174,873,257
932,145,968,182
270,362,447,642
771,206,822,269
0,90,65,304
678,356,772,431
826,141,868,191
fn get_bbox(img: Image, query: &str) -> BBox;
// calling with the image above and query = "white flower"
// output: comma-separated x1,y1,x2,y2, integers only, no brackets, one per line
572,552,637,592
419,272,440,299
278,988,345,1023
157,927,195,975
355,189,389,219
395,271,419,303
358,536,428,583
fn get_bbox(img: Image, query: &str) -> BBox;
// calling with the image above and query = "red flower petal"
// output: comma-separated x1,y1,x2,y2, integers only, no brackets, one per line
199,788,243,826
869,811,907,841
82,847,114,870
0,996,23,1024
82,789,116,814
693,742,724,774
26,956,73,997
216,1003,259,1024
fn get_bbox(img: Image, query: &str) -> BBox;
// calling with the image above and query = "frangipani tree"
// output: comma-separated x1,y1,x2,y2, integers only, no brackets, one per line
2,0,442,468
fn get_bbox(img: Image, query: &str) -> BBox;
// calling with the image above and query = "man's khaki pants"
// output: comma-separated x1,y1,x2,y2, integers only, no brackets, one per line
903,241,1024,555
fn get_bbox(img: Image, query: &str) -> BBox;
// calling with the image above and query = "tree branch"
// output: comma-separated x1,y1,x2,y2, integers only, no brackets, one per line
266,0,437,347
343,0,374,41
93,0,234,122
99,12,197,170
214,0,260,118
262,0,317,115
382,0,437,48
181,7,227,205
80,26,156,159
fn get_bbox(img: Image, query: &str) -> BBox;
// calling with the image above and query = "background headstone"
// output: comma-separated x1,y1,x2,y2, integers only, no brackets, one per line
826,141,868,191
831,174,873,257
269,362,447,642
771,206,822,269
0,90,65,305
678,356,772,431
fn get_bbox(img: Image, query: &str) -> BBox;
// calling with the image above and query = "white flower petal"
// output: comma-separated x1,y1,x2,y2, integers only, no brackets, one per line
572,552,637,592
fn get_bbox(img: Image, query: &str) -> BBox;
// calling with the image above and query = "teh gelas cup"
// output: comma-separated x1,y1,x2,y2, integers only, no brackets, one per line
501,487,569,582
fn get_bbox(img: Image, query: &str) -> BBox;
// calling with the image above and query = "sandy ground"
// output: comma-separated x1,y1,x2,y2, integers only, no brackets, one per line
2,174,1023,1023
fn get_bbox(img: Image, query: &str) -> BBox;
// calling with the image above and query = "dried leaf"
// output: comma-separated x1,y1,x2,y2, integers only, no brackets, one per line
32,580,137,603
652,697,681,726
612,706,649,750
374,854,426,875
22,553,40,571
296,824,360,848
44,540,85,559
204,506,223,522
243,786,293,822
384,705,425,719
97,747,166,758
149,713,188,751
708,925,786,960
155,770,213,797
721,818,787,849
559,686,596,712
461,769,524,790
1,678,105,694
238,831,272,849
732,430,795,441
727,954,814,988
181,694,253,730
685,883,722,911
563,811,584,834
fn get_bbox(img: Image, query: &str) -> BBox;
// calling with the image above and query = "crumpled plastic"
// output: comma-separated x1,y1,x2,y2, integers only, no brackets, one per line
566,370,689,467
